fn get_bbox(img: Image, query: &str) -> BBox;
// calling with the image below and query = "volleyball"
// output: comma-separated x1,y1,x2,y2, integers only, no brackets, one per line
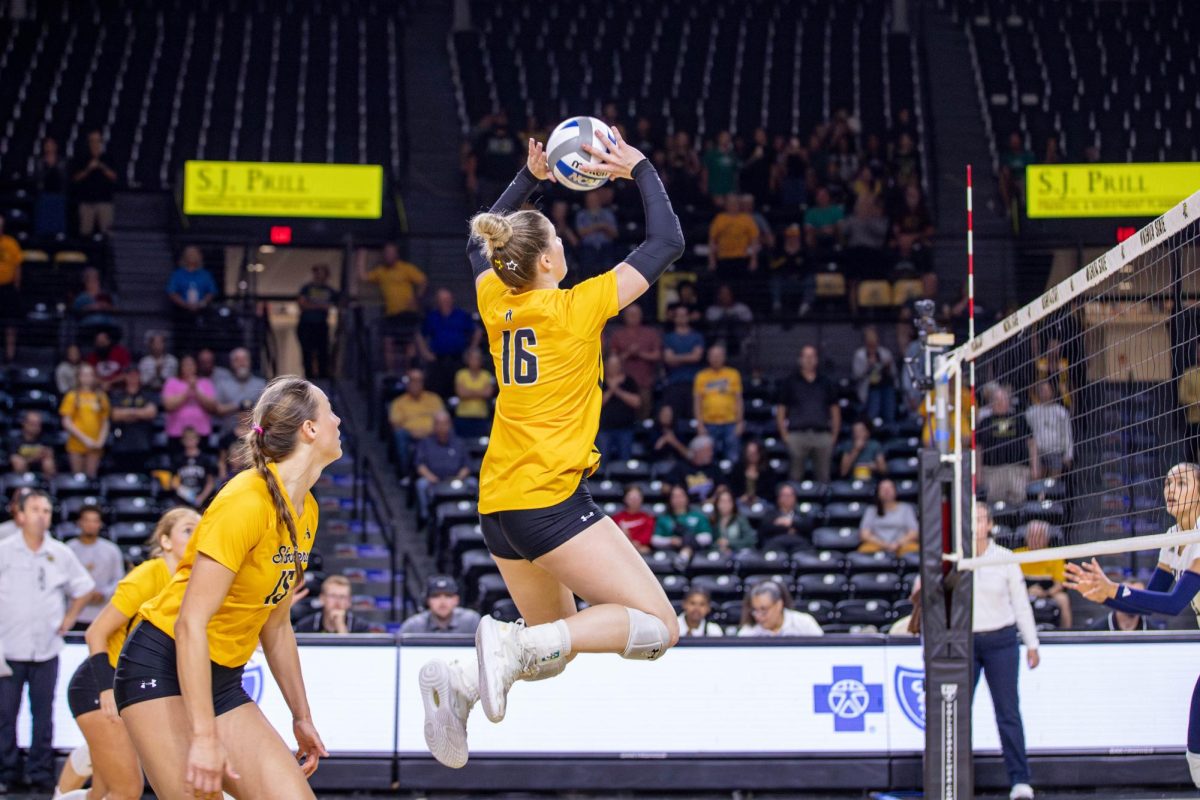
545,116,617,191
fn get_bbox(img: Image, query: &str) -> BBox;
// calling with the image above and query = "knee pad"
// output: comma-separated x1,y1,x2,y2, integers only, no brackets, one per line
621,608,670,661
68,743,92,777
1188,751,1200,788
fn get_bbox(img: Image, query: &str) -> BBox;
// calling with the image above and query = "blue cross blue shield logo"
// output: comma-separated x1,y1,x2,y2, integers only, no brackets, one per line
813,666,885,732
241,660,265,704
894,666,926,730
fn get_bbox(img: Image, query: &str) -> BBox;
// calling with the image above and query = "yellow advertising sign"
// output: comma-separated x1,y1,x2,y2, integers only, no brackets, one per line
1027,163,1200,218
183,161,383,219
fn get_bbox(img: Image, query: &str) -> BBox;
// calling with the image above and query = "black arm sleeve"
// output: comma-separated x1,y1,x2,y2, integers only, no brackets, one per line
622,160,686,284
467,167,541,279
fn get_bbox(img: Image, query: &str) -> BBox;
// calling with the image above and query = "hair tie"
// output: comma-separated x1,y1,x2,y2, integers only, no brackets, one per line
254,425,264,436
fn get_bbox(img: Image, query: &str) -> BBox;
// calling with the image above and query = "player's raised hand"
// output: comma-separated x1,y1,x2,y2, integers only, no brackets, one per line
527,138,556,183
582,127,646,181
1064,558,1117,602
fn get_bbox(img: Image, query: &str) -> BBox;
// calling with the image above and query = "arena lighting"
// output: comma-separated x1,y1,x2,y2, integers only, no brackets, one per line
269,226,292,244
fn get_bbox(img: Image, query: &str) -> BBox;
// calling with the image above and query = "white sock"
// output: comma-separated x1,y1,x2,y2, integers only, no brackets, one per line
56,791,90,800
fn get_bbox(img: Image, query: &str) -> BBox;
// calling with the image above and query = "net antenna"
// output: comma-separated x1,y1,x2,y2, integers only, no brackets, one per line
938,188,1200,570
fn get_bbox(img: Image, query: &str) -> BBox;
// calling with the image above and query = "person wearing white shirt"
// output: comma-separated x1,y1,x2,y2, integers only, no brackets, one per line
0,491,94,790
737,580,825,637
972,502,1040,800
64,504,125,628
678,588,724,637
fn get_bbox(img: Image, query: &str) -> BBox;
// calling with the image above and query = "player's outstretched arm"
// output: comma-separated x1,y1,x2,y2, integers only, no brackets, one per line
1065,557,1200,615
467,139,553,284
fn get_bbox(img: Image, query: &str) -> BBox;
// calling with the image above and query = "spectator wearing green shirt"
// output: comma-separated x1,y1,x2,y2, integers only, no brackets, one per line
803,187,845,257
702,131,740,202
711,487,757,552
652,485,715,557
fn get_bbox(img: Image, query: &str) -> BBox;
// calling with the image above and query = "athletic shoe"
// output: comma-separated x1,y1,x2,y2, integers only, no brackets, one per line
419,659,478,768
1009,782,1035,799
476,616,535,723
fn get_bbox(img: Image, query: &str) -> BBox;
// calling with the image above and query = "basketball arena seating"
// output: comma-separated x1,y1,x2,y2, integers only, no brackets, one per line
0,0,409,189
950,0,1198,166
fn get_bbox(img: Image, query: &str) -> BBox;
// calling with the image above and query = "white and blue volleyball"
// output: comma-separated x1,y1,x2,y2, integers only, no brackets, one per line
546,116,618,191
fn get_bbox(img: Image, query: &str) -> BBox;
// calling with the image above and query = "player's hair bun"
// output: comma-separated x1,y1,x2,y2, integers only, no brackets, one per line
471,212,514,254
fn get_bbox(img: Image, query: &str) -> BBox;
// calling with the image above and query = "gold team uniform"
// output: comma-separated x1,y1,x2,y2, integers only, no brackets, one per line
475,269,620,559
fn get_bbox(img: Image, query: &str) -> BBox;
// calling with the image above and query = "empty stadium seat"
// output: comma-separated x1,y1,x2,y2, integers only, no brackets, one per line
112,496,158,522
689,574,742,603
459,549,498,591
490,598,521,623
644,550,682,575
830,479,876,502
792,550,844,575
60,495,104,522
101,473,157,498
845,550,899,574
849,571,903,599
796,572,849,599
687,550,736,577
109,521,152,544
733,550,790,576
824,501,867,528
52,473,99,500
800,599,836,625
659,574,689,601
475,573,510,611
836,599,893,626
812,526,863,551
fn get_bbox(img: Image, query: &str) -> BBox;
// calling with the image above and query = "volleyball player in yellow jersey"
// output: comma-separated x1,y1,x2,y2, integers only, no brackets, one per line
420,130,685,768
114,377,342,799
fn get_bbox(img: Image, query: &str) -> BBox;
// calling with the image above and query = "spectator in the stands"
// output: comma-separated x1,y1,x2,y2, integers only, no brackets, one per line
999,131,1035,224
64,504,125,631
776,345,840,483
171,427,217,509
708,194,759,286
704,285,753,357
195,347,217,380
70,130,117,236
674,281,703,326
729,440,777,505
417,288,479,398
608,304,661,415
0,213,21,362
414,412,470,523
84,329,131,391
890,184,935,273
662,303,706,419
852,326,898,425
137,330,177,391
842,191,891,284
977,385,1037,507
358,242,428,374
55,344,82,395
597,354,641,463
839,420,887,480
740,129,775,206
804,186,845,258
0,489,32,541
769,224,808,317
858,479,919,556
693,343,743,461
679,587,724,638
107,365,157,473
649,404,691,462
1025,381,1072,478
1089,578,1160,631
32,137,68,236
891,132,921,188
296,264,340,381
738,580,824,637
453,347,494,439
9,412,56,477
213,347,266,438
702,130,739,203
574,190,620,277
389,367,445,479
399,575,481,635
760,483,812,549
71,267,118,339
664,130,703,206
711,486,756,552
465,110,522,207
669,435,723,504
613,484,655,554
652,484,714,556
59,363,109,479
161,354,217,446
1014,519,1071,629
292,575,371,633
166,246,217,356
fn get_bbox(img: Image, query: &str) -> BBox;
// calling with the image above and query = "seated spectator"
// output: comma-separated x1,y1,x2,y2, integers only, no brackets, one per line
693,344,743,462
389,367,445,479
729,440,778,505
574,190,619,277
662,304,705,419
213,347,266,438
358,242,428,374
453,347,495,439
9,412,57,477
607,304,662,414
85,329,131,391
841,192,890,282
737,580,824,637
839,420,887,480
652,485,714,555
166,246,217,356
172,427,218,509
704,285,753,357
768,224,808,317
889,184,934,273
33,136,68,236
72,266,118,337
977,385,1036,506
858,479,919,556
1089,578,1161,631
138,330,178,391
59,363,109,478
414,412,471,523
65,504,125,631
0,488,32,541
162,354,217,446
108,365,158,473
0,212,20,362
612,484,655,554
597,354,641,463
1014,520,1072,629
296,264,340,381
649,404,691,462
852,325,898,425
399,575,481,634
55,344,82,395
760,483,812,549
708,194,759,285
1025,381,1072,478
678,587,724,637
998,131,1035,224
668,435,723,504
417,288,479,398
549,200,581,278
673,281,704,326
711,486,756,552
195,347,218,380
804,187,845,258
664,130,704,206
293,575,371,633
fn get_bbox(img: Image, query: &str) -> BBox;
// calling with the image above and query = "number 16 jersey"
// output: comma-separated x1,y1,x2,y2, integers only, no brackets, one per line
476,270,619,514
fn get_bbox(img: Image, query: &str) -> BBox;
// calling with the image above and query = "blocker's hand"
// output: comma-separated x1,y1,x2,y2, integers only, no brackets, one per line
526,138,556,183
582,127,646,181
1064,558,1117,602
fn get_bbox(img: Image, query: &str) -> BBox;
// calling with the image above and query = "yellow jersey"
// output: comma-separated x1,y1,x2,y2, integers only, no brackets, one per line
476,270,619,513
367,260,427,315
106,557,172,667
59,390,110,454
0,235,21,285
138,463,318,667
694,366,742,424
1014,547,1066,584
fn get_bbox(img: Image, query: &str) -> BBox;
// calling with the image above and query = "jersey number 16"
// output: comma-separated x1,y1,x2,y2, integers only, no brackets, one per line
501,328,538,385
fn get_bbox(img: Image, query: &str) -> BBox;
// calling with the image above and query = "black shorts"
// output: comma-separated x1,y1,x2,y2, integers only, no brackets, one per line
67,658,103,719
480,477,606,561
113,621,252,716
